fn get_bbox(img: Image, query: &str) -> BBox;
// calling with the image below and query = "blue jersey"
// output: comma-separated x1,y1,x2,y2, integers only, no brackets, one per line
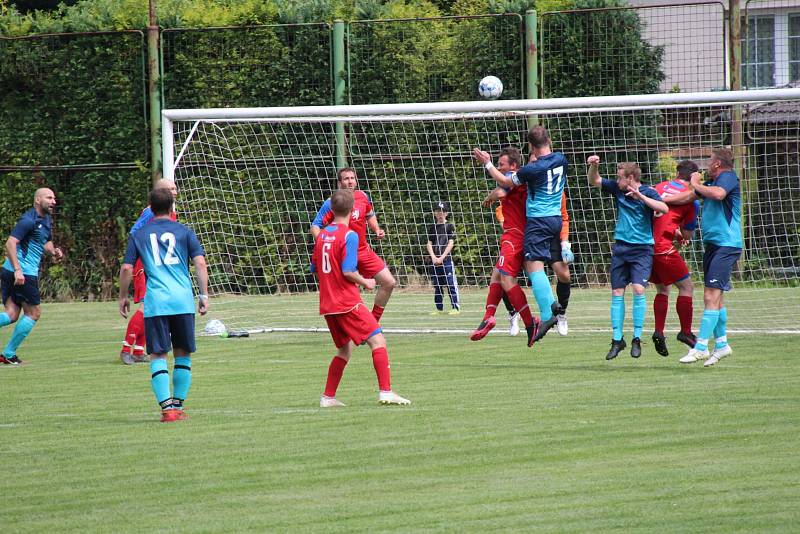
3,208,52,276
700,170,742,248
601,179,663,245
130,206,155,235
123,218,205,318
513,152,569,218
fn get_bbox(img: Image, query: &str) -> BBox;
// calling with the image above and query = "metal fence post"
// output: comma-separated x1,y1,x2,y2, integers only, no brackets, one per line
333,20,347,169
148,0,162,183
525,9,539,128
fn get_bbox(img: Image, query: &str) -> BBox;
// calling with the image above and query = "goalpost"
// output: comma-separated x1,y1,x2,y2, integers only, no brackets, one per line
162,88,800,335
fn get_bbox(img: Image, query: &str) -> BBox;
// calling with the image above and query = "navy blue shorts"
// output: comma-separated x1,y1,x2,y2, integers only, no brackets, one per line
145,314,196,355
610,241,654,289
524,216,562,263
1,269,41,306
703,244,741,291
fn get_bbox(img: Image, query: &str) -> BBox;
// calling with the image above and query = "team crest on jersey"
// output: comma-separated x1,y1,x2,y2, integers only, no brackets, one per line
352,209,360,220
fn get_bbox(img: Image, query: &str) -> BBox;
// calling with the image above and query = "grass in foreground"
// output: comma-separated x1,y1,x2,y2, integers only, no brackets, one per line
1,301,798,532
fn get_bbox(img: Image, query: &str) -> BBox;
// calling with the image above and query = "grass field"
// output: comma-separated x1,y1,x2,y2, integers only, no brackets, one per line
2,297,799,533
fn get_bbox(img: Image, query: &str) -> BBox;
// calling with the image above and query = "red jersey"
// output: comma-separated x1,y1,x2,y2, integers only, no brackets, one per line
317,190,374,249
653,180,698,255
312,223,362,315
500,183,527,234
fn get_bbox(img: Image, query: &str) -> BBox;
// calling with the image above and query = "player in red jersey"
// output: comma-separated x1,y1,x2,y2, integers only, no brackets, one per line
311,168,396,323
311,190,410,407
470,146,540,347
119,179,178,365
650,160,701,356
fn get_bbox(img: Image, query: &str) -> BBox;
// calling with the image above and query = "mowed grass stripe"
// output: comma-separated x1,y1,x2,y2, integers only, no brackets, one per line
0,302,798,532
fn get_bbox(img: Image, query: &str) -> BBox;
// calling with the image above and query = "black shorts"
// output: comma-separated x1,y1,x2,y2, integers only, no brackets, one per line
145,314,196,355
523,216,562,263
1,268,41,306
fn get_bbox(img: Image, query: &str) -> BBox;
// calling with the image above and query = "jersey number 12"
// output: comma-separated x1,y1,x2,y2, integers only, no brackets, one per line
149,232,180,266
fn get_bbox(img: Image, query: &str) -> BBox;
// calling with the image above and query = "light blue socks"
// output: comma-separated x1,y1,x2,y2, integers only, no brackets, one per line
713,307,728,348
3,315,36,357
632,294,646,339
695,309,721,351
529,270,555,321
150,358,172,409
611,295,625,341
172,356,192,406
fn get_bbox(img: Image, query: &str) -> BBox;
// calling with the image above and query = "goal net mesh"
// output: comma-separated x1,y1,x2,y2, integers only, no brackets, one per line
167,94,800,334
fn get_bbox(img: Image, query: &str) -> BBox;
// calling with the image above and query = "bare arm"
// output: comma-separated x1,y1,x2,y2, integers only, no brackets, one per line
627,186,669,215
5,237,25,285
367,214,386,239
192,255,209,315
44,241,64,262
310,225,321,239
690,172,728,200
118,263,134,318
343,271,376,291
662,187,696,205
587,155,602,188
472,148,514,188
439,239,455,261
482,187,507,208
426,241,438,263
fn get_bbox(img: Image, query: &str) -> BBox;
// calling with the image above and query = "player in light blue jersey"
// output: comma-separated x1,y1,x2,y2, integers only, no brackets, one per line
679,148,742,367
0,188,63,365
588,156,668,360
119,188,209,423
473,126,568,345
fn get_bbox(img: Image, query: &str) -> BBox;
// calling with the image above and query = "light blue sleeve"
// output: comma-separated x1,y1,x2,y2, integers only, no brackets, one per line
341,231,359,272
312,199,332,228
130,207,154,236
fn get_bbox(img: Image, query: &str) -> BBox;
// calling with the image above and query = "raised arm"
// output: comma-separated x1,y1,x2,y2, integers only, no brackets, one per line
472,148,514,189
587,155,602,188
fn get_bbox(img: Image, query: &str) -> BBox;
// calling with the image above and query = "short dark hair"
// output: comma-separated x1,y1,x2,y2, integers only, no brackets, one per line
149,188,173,216
676,160,699,179
498,146,522,168
527,126,551,149
618,162,642,182
711,147,734,169
337,167,357,182
331,189,354,217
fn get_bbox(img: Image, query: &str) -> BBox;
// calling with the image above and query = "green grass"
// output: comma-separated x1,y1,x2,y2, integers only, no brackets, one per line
1,300,799,532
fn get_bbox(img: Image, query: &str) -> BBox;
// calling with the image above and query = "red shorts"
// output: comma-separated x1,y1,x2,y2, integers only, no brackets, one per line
324,304,381,348
133,269,147,303
495,231,524,277
650,252,690,286
357,246,387,279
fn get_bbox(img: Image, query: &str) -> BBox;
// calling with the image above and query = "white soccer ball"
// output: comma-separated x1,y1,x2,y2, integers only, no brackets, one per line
204,319,226,335
478,76,503,100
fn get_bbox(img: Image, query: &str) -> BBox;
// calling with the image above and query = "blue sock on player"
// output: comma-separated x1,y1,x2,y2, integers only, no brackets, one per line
611,295,625,341
528,270,554,321
695,309,720,352
3,315,36,356
150,358,172,409
172,356,192,407
0,313,11,328
632,294,646,339
714,307,728,348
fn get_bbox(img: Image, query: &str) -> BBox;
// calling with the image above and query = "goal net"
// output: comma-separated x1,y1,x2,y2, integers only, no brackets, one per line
163,89,800,335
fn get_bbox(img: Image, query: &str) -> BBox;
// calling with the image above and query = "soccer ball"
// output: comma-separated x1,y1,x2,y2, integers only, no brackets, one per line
478,76,503,100
204,319,226,335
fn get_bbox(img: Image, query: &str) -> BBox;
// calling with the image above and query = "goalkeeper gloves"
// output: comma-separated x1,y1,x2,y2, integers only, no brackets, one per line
560,241,574,264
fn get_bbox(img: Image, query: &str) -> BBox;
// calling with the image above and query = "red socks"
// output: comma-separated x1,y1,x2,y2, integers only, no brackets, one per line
506,285,534,327
483,283,504,320
653,293,668,333
371,347,392,392
676,295,693,334
324,356,348,397
372,305,385,322
122,308,145,356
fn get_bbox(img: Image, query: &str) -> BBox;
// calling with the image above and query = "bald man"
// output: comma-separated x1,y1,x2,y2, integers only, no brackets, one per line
120,179,179,365
0,188,63,365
